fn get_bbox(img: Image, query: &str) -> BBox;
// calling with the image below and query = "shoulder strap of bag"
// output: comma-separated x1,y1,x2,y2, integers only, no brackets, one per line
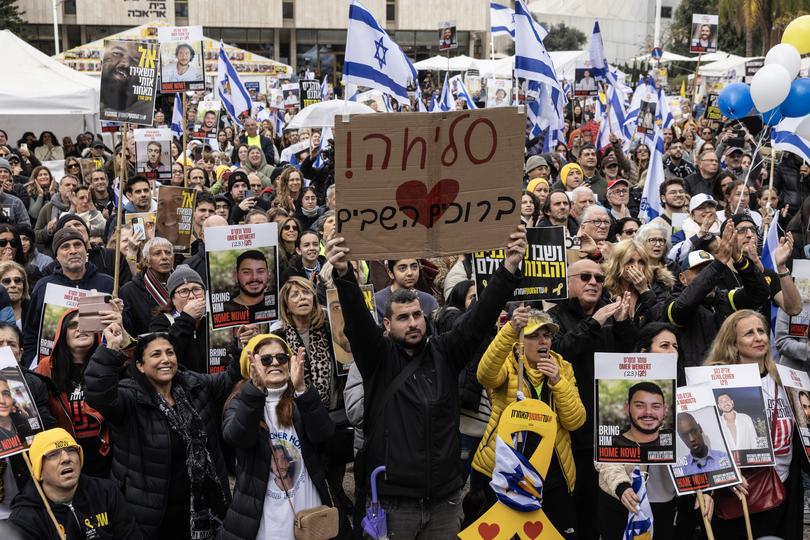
770,378,779,438
365,358,422,443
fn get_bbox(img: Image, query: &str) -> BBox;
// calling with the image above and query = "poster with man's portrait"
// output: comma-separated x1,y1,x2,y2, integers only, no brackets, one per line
0,347,43,458
100,39,158,125
594,353,677,464
133,127,172,182
574,65,598,97
690,14,719,54
36,284,92,364
155,186,196,253
486,79,512,108
686,364,775,467
638,99,658,133
193,100,222,140
438,20,458,52
776,365,810,461
282,83,300,110
205,223,279,329
157,26,205,92
788,260,810,338
669,384,740,495
326,285,376,376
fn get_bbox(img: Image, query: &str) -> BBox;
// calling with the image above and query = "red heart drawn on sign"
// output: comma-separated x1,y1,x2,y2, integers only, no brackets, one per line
395,179,460,229
523,520,543,539
477,522,500,540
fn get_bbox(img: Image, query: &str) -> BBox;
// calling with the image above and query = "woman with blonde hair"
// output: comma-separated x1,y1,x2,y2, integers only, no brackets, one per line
276,166,304,213
703,310,800,539
603,239,674,324
0,261,29,328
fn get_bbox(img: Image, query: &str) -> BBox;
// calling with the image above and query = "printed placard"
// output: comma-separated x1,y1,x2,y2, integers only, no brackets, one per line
155,186,196,253
789,260,810,338
574,63,598,97
299,80,322,109
206,318,270,374
193,100,222,140
473,226,567,302
205,223,279,329
133,127,172,182
705,93,722,121
438,20,458,51
37,284,92,362
776,365,810,462
0,347,43,458
485,79,512,108
594,353,677,464
326,285,376,376
690,14,719,54
334,108,524,260
100,40,158,125
282,83,300,110
685,364,775,467
637,100,657,134
157,25,205,92
669,384,741,494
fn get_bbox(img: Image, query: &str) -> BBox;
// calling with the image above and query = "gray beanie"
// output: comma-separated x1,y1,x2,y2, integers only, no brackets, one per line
167,265,204,296
0,159,11,173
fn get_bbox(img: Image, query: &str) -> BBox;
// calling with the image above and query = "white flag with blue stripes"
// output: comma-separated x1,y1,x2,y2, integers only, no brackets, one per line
639,131,665,223
449,75,478,110
773,116,810,163
344,0,417,106
490,2,516,39
313,126,332,168
657,85,674,129
170,92,183,139
415,84,428,112
434,73,456,112
624,466,653,540
320,75,330,100
216,41,251,127
514,1,557,88
588,20,609,80
428,93,438,112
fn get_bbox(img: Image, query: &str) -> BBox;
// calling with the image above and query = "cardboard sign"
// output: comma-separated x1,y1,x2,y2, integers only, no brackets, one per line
155,186,196,253
669,384,741,494
685,364,775,467
134,128,172,182
438,20,458,51
776,365,810,462
100,40,158,126
334,108,524,260
690,14,719,54
205,223,279,329
0,347,43,458
37,284,92,363
299,80,322,109
326,285,376,376
474,226,567,302
594,353,677,464
789,260,810,338
157,26,205,92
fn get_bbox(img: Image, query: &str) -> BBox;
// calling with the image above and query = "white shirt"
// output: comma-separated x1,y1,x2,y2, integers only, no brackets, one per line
720,410,759,450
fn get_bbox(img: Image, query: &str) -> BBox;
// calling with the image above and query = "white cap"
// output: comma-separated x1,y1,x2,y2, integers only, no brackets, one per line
680,250,715,273
688,193,718,213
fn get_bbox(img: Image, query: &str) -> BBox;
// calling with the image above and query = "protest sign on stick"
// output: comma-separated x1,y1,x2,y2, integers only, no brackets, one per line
100,40,158,126
789,260,810,338
157,25,205,93
334,108,524,260
155,186,196,253
299,80,322,108
134,128,172,182
0,347,43,458
36,284,92,362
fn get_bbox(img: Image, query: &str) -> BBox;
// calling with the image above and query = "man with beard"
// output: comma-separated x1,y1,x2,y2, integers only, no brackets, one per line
143,141,168,177
222,250,274,322
612,382,669,447
167,43,201,83
799,391,810,446
537,190,578,236
664,140,696,179
100,41,153,121
651,178,688,238
716,393,759,450
677,413,730,475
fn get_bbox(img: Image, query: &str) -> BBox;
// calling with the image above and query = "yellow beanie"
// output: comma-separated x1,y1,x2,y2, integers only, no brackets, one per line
239,334,294,379
28,428,84,481
526,177,549,194
559,163,583,188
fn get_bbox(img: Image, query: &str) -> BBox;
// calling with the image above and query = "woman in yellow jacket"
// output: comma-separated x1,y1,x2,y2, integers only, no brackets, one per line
468,306,585,538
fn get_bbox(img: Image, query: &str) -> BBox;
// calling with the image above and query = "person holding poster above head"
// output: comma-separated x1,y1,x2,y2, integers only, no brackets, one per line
99,40,157,125
690,14,719,54
716,393,759,450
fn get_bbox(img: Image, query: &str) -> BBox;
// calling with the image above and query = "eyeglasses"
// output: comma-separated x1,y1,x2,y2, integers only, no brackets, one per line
735,226,757,235
1,277,22,286
282,224,298,231
646,238,666,245
173,285,204,299
583,220,611,227
67,163,80,169
621,228,638,236
570,272,605,284
610,188,629,195
258,353,290,366
0,239,19,248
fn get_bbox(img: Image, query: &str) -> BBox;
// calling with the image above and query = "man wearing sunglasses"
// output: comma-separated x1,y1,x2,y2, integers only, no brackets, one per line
326,225,526,538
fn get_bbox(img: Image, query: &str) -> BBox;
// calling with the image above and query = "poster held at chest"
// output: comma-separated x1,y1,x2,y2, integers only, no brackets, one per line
334,108,524,260
775,365,810,461
473,226,567,302
100,39,158,125
157,25,206,92
685,364,775,467
156,186,197,253
134,128,172,182
0,347,43,458
669,384,741,494
789,260,810,338
205,223,279,329
594,352,677,464
37,284,92,363
326,285,376,376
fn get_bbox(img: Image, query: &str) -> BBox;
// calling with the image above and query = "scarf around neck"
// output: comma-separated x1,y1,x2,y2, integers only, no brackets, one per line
143,269,170,308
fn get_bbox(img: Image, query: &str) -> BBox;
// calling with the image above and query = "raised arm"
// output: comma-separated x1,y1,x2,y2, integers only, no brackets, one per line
83,324,135,426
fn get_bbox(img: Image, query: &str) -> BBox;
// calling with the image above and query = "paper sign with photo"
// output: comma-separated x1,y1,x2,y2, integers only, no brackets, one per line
155,186,196,253
134,128,172,182
99,40,158,125
0,347,43,458
37,284,92,364
157,26,206,92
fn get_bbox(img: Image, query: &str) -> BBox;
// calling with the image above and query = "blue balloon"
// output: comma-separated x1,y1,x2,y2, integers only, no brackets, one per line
780,78,810,118
762,107,783,126
718,82,754,120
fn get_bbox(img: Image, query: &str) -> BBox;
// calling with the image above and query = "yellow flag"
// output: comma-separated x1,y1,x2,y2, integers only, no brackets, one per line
680,80,686,98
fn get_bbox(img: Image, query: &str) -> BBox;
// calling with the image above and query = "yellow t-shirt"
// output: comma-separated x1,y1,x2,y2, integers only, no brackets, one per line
247,134,261,149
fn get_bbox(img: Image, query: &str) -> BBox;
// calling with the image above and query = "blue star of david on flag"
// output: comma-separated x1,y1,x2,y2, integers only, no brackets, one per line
373,36,388,69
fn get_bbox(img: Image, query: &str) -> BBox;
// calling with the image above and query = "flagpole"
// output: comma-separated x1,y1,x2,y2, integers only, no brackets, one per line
181,92,188,188
516,302,525,444
695,490,715,540
113,127,128,299
691,54,702,105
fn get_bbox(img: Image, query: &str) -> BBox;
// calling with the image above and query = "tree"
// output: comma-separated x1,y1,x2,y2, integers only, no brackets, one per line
0,0,25,35
541,22,587,51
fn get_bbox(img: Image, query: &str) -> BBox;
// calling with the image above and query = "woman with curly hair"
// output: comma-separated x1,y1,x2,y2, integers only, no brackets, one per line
276,166,304,213
603,239,674,324
25,165,56,221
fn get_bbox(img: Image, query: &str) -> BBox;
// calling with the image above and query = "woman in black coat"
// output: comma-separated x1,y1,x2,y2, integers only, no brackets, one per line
219,333,351,539
85,323,240,539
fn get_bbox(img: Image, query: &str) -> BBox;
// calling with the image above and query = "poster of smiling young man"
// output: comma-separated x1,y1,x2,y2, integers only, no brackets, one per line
157,25,205,92
0,347,43,458
37,284,92,364
205,223,279,329
594,352,677,464
776,365,810,461
134,128,172,182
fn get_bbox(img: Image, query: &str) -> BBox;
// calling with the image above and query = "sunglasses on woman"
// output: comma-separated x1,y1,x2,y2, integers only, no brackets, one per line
258,353,290,366
0,239,19,248
0,277,22,286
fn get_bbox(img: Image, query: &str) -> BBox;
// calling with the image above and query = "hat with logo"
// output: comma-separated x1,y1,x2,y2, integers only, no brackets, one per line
688,193,719,213
28,428,84,481
678,250,715,273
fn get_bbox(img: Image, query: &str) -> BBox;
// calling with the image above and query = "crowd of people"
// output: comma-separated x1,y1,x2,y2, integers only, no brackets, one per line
0,75,806,540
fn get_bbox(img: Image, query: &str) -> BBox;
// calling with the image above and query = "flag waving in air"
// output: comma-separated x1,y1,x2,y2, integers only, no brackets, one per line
170,92,183,139
490,2,516,39
216,41,251,127
435,73,456,112
514,0,555,87
449,75,478,110
344,0,418,105
639,131,666,223
588,20,609,81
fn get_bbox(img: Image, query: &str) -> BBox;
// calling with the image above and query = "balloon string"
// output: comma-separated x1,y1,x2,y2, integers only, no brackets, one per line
732,125,770,215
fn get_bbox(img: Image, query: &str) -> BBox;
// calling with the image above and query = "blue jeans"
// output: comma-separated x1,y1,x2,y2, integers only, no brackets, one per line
373,489,463,539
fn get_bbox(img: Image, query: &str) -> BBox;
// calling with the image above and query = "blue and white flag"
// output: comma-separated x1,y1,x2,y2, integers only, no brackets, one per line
542,127,563,153
490,436,544,512
320,75,329,100
381,93,394,112
449,74,478,110
639,131,665,223
170,92,183,139
490,2,516,39
436,73,456,112
344,0,417,105
624,466,653,540
657,85,674,129
514,1,557,88
607,83,631,142
313,126,333,168
773,116,810,163
588,20,609,81
761,202,781,354
415,85,428,112
428,92,438,112
624,78,656,139
274,108,284,139
562,78,573,97
217,41,251,127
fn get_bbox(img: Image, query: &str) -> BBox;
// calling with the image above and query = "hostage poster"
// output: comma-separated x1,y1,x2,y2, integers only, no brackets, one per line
669,384,740,495
157,25,206,93
37,284,92,364
0,347,43,458
788,260,810,338
100,39,158,125
205,223,279,329
473,226,567,302
685,364,775,468
156,186,196,253
594,352,677,464
207,318,270,374
134,128,172,182
299,80,322,109
326,285,376,376
776,365,810,462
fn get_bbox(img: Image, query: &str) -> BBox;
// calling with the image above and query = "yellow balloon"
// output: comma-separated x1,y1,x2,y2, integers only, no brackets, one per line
782,15,810,55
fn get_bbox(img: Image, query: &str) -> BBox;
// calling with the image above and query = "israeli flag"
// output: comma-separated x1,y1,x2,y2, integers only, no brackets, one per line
217,41,252,127
543,127,563,153
415,84,428,112
320,75,329,100
639,130,665,223
562,79,573,97
657,85,674,129
761,201,781,353
274,108,284,139
313,126,332,168
773,116,810,163
588,20,609,80
624,78,656,138
491,2,516,39
449,74,478,109
607,83,631,142
428,92,438,112
344,0,417,105
434,73,456,112
170,92,183,139
624,466,653,540
526,81,544,138
490,436,544,512
597,111,612,152
514,0,557,89
381,93,394,112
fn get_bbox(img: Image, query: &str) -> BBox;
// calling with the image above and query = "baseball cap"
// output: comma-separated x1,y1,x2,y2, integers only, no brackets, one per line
723,146,744,158
679,250,715,273
688,193,718,213
607,178,630,190
523,310,560,336
601,153,619,168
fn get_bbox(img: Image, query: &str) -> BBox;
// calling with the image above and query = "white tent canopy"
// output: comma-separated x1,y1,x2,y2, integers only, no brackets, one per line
631,50,696,63
0,30,100,144
698,54,753,78
421,51,586,80
413,54,481,72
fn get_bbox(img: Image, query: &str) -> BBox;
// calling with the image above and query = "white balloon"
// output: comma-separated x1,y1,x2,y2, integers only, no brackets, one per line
764,43,802,79
750,64,792,112
796,116,810,140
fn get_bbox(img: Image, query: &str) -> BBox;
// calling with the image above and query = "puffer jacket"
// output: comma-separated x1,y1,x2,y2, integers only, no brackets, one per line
472,321,585,492
84,346,240,538
595,462,647,499
774,153,810,213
